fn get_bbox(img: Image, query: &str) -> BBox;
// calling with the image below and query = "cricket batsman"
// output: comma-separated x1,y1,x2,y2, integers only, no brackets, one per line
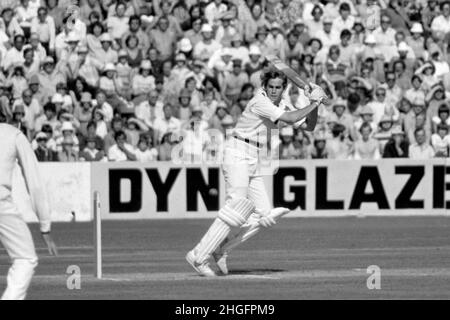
0,121,58,300
186,67,327,276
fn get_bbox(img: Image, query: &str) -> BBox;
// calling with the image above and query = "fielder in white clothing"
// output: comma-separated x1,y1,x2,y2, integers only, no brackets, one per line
0,122,57,300
186,68,326,276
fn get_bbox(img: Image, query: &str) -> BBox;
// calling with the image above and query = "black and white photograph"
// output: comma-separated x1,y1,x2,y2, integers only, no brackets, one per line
0,0,450,309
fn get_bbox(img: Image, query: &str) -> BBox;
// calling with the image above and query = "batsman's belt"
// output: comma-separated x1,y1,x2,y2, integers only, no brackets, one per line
233,135,262,148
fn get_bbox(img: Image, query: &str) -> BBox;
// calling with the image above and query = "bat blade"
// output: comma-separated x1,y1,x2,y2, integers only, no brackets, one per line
265,55,308,89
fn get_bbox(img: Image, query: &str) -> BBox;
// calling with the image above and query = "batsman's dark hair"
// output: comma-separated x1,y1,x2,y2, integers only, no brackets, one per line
260,68,288,89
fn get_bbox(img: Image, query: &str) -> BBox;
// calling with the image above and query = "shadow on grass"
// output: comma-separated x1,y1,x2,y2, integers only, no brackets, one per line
227,269,285,275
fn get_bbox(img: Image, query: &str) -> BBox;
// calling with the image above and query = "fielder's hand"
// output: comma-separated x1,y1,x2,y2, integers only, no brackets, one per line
42,233,58,256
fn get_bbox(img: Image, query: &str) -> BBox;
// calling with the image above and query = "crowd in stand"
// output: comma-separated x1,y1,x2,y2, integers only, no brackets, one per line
0,0,450,162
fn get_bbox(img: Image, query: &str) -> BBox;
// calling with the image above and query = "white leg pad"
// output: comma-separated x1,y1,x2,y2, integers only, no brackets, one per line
193,198,255,264
218,207,290,255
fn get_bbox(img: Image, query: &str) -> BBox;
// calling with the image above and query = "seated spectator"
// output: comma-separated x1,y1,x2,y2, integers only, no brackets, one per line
176,88,193,122
354,105,377,137
79,136,106,162
132,59,155,105
426,83,448,123
149,16,178,62
327,123,353,159
34,131,58,162
279,126,299,160
310,131,328,159
158,132,178,161
78,120,104,152
409,127,435,159
153,104,182,145
10,104,28,137
55,121,79,152
108,130,137,161
432,104,450,133
57,136,79,162
135,135,158,162
91,107,109,139
383,126,409,158
431,124,450,157
31,123,56,151
7,64,28,100
73,92,93,137
124,117,149,147
115,50,133,100
208,101,230,133
93,90,114,124
407,112,431,145
99,63,123,111
354,122,381,159
12,88,41,136
374,115,395,154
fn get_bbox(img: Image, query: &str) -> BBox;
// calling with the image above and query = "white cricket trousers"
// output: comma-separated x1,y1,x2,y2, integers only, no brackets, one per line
222,139,272,214
0,214,38,300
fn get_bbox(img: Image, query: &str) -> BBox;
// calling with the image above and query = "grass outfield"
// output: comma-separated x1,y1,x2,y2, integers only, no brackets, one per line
1,217,450,299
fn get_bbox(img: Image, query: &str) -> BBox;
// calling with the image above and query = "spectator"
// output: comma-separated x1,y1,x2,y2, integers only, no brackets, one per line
73,92,93,137
431,124,450,157
279,126,299,160
135,89,164,128
93,90,114,124
34,101,58,132
149,16,178,61
121,15,150,54
57,135,78,162
91,107,108,139
311,131,328,159
22,46,40,79
115,49,133,100
37,56,66,103
30,6,55,55
291,128,310,159
108,129,137,161
221,59,248,106
409,127,435,159
135,135,158,162
383,126,409,158
354,122,381,159
34,131,58,161
132,59,155,105
432,103,450,133
2,33,25,74
79,136,106,162
193,23,221,62
55,121,79,152
106,2,130,43
327,122,353,159
124,117,149,147
426,84,448,123
374,115,395,154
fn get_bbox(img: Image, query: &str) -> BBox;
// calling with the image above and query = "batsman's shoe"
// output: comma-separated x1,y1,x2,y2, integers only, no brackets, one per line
186,250,217,277
212,252,229,275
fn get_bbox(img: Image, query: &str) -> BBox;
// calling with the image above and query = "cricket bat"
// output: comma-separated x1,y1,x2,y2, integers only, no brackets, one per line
266,54,329,104
265,54,309,90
